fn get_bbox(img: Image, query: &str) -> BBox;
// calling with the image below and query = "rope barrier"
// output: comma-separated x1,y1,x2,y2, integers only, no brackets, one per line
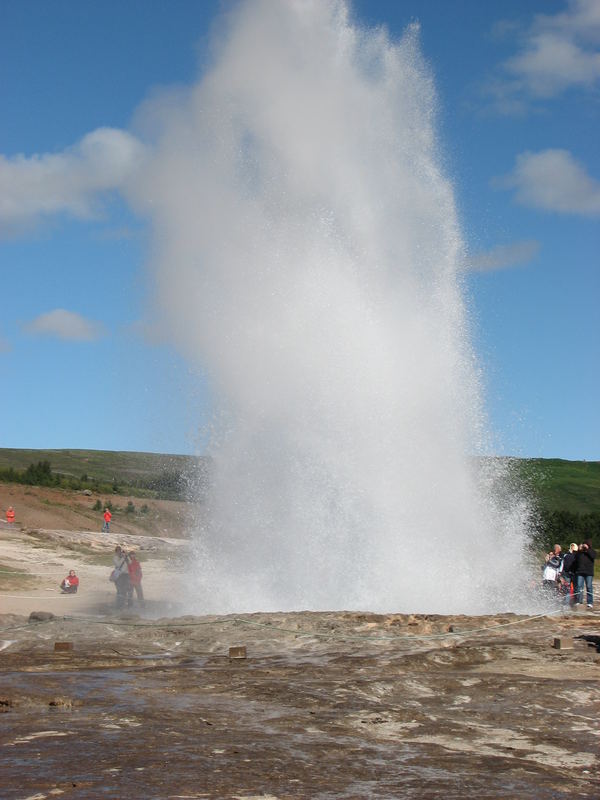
0,569,80,575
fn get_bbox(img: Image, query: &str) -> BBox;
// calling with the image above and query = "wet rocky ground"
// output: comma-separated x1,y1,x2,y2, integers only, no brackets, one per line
1,609,599,799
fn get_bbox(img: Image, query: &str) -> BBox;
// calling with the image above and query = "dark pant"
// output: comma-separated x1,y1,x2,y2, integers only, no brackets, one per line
115,574,131,608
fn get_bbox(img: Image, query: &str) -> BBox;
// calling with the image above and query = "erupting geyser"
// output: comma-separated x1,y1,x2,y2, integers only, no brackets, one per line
134,0,532,613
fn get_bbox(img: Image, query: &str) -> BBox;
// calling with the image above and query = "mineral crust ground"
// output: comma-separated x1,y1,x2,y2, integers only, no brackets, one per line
1,607,599,799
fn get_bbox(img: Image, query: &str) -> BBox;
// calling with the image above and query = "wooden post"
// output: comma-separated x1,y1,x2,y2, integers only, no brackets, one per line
54,642,73,652
552,637,573,650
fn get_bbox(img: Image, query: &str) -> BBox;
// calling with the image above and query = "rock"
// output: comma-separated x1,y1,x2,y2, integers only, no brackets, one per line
28,611,55,622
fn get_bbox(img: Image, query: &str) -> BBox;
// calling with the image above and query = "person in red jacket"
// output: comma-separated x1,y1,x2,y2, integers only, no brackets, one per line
126,551,144,607
60,570,79,594
102,507,112,533
6,506,15,524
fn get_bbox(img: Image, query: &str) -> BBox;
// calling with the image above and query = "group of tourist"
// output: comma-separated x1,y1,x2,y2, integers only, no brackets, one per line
58,546,145,610
542,540,595,608
110,545,144,609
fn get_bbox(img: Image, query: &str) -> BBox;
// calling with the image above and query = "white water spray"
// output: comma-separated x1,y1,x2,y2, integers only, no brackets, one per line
132,0,532,613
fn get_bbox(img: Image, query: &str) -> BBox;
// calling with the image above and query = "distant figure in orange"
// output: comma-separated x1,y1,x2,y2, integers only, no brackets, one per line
6,506,15,524
102,507,112,533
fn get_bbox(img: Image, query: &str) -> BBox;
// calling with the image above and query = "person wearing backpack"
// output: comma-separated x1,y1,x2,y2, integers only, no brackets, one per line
110,545,130,609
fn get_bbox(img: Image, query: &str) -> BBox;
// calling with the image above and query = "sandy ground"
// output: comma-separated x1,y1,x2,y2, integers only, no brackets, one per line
1,524,599,799
0,523,190,618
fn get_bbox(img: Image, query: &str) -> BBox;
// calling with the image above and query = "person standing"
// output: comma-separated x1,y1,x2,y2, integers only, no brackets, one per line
542,549,562,592
102,507,112,533
561,543,579,601
550,544,563,569
574,540,595,609
111,545,130,609
126,551,144,608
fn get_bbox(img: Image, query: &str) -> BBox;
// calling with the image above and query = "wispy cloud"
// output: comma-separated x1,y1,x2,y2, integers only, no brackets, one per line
495,149,600,216
489,0,600,110
0,127,145,237
468,239,540,272
24,309,105,341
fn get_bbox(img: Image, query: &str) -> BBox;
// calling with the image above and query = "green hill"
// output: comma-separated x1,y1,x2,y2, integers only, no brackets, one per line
0,448,209,501
0,448,200,484
517,458,600,515
0,448,598,517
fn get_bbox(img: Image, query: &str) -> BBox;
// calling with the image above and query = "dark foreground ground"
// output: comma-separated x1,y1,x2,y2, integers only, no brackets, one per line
1,609,599,800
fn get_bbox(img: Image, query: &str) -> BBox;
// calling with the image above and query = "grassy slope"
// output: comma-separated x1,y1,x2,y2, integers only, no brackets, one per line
0,448,202,484
517,459,600,514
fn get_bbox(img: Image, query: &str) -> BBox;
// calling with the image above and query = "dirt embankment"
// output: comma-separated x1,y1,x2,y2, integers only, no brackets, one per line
0,481,196,538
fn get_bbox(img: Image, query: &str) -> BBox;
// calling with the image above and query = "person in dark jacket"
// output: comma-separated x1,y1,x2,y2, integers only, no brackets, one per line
574,540,595,609
111,545,130,609
561,543,579,601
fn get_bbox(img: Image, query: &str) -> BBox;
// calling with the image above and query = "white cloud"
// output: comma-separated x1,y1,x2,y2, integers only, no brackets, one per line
24,309,105,341
468,239,540,272
496,149,600,216
0,127,145,236
492,0,600,106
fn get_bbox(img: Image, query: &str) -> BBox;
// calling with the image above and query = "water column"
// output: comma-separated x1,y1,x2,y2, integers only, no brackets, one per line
132,0,532,613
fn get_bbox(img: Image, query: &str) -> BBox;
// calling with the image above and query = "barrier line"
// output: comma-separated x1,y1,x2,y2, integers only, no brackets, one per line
0,569,78,576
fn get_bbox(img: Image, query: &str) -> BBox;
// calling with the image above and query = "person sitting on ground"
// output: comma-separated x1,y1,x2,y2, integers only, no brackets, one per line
126,551,144,608
6,506,15,524
60,569,79,594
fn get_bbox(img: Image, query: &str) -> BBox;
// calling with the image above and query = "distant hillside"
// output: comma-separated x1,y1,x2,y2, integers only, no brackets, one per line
0,448,200,483
517,458,600,515
0,448,210,501
0,449,597,514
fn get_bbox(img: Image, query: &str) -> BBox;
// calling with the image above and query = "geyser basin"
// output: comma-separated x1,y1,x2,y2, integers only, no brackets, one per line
134,0,532,614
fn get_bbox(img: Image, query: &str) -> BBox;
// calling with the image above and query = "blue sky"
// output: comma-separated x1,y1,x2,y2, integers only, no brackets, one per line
1,0,598,459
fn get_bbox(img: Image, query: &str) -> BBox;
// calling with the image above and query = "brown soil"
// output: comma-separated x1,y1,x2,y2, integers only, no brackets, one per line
0,481,195,538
